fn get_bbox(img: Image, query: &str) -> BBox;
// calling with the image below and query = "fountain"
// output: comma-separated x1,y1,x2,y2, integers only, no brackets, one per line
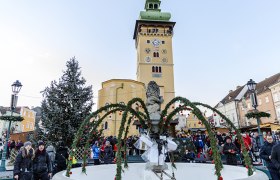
53,81,268,180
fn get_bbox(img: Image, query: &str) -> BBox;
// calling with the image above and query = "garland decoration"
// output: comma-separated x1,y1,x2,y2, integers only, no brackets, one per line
245,111,270,119
0,116,24,122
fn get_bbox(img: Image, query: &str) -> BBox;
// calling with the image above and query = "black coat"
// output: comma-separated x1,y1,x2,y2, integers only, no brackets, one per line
271,143,280,170
33,149,52,175
260,141,277,170
223,143,238,165
55,147,69,172
217,135,224,146
14,147,35,179
103,146,113,164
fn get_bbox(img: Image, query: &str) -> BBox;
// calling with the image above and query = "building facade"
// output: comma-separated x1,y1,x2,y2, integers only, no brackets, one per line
98,80,146,136
214,86,247,128
20,107,36,132
186,113,206,132
238,73,280,127
269,81,280,123
0,107,36,136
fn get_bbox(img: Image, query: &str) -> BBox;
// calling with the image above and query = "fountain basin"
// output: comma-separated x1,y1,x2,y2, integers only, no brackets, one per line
53,163,269,180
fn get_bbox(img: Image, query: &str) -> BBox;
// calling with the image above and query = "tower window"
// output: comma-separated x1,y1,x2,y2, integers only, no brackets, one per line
153,52,159,58
162,41,165,44
147,40,150,43
152,66,162,74
154,4,158,9
149,4,153,9
104,122,108,130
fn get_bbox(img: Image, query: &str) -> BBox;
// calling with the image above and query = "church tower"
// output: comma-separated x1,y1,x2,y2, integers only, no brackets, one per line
134,0,176,106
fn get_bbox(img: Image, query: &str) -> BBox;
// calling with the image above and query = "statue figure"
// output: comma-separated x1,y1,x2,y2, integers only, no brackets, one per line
146,81,163,120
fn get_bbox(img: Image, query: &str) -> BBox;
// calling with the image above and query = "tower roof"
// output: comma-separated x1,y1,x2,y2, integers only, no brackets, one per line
140,0,171,21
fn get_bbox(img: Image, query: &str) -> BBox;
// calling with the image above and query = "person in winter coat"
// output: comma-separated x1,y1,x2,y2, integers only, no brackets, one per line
252,132,261,162
14,141,35,180
182,149,195,163
103,141,113,164
223,136,238,166
46,145,56,174
54,142,69,174
92,141,100,165
260,136,279,180
33,141,52,180
271,142,280,179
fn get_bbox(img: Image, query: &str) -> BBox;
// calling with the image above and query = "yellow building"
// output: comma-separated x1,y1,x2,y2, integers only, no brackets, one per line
20,107,36,132
98,80,145,136
186,113,206,132
97,0,176,136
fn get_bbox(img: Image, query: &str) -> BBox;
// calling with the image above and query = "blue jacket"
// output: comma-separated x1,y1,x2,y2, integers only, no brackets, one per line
92,145,100,160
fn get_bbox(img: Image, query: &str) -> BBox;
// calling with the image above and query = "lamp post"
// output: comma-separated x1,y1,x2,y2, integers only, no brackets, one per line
0,80,22,172
247,79,264,146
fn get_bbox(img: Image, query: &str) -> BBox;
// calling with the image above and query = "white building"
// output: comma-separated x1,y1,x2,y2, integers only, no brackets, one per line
269,81,280,123
214,86,248,128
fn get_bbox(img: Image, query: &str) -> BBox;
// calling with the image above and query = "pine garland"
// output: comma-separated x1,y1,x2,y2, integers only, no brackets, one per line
245,111,270,119
0,115,24,122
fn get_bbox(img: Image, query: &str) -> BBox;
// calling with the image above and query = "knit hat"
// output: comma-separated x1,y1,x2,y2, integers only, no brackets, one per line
38,140,45,147
24,141,32,147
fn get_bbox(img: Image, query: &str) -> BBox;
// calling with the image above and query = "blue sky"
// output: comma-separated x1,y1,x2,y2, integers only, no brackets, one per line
0,0,280,109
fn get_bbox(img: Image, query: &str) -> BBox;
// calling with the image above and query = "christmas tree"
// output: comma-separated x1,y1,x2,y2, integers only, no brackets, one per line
41,57,93,147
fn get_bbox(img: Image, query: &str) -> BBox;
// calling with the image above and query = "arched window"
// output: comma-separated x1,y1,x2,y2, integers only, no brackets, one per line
104,122,108,130
149,4,153,9
152,66,155,73
154,4,158,9
153,52,159,58
159,66,162,73
155,66,159,73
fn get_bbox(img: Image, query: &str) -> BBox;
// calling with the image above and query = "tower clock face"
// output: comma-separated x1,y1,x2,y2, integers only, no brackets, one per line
145,56,151,63
152,39,161,47
162,58,168,63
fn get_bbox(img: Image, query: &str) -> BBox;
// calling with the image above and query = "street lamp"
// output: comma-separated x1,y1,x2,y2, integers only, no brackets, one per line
0,80,22,172
246,79,264,146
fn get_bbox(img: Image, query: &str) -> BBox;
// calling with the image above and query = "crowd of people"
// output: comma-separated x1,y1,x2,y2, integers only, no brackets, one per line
5,140,69,180
0,130,279,179
90,131,280,179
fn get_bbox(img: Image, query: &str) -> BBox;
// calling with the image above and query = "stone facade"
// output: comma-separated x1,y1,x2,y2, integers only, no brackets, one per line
269,81,280,123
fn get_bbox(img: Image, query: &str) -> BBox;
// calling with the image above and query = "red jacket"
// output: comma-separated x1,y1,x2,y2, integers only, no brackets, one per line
242,135,252,150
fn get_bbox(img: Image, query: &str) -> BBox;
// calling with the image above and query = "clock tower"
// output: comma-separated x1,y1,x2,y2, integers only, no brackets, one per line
134,0,176,106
